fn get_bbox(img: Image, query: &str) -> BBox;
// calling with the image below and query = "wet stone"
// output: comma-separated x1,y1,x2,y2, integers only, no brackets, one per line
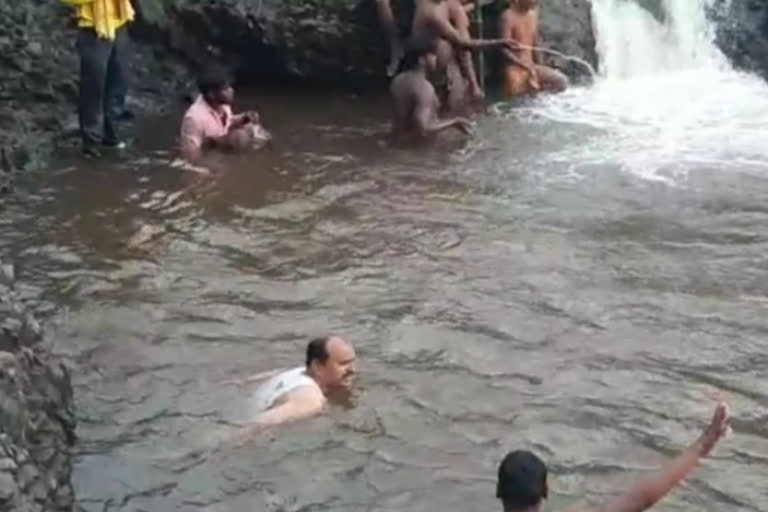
30,480,48,502
0,458,17,472
0,471,17,500
18,464,40,489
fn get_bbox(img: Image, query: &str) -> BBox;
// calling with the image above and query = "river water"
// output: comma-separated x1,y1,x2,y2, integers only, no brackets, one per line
2,0,768,510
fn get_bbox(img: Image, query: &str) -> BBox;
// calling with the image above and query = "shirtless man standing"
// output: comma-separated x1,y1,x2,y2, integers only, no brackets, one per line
390,37,473,141
499,0,568,98
412,0,518,111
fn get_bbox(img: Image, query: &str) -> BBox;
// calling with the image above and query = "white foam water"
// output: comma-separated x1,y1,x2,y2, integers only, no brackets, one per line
512,0,768,183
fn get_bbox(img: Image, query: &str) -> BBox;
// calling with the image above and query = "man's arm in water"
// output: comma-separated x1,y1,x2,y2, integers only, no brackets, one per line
412,86,472,136
253,386,326,427
427,11,516,51
588,402,731,512
225,386,326,446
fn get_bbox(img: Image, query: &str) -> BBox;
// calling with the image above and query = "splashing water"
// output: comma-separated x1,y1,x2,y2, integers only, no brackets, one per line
506,0,768,184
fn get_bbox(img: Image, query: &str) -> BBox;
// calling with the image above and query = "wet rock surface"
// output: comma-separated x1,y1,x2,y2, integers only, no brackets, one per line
0,262,76,511
0,1,189,175
712,0,768,80
135,0,598,84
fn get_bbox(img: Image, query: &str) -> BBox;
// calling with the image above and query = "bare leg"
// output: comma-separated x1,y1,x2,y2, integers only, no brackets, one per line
375,0,404,77
437,39,468,113
535,65,568,93
503,66,532,99
453,8,483,102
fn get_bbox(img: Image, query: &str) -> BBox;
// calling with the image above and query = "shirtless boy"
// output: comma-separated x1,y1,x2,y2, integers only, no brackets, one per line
412,0,518,111
390,36,473,140
499,0,568,98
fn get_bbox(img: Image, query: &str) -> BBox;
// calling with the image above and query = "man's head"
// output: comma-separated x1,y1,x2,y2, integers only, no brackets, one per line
306,336,357,392
198,65,235,106
399,35,438,73
497,451,548,512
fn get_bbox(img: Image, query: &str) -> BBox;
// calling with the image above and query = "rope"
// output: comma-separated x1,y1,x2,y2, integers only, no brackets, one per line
514,44,598,81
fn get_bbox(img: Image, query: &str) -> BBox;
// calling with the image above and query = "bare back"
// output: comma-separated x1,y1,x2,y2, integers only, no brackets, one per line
412,0,454,49
390,70,439,139
500,7,538,66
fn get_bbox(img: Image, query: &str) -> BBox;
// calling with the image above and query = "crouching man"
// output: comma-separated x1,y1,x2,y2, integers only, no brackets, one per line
179,65,272,163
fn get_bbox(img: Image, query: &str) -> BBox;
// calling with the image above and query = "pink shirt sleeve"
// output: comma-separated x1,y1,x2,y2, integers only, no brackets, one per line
179,114,205,160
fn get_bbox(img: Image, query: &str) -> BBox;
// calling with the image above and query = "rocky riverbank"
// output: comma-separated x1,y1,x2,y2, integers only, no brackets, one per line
0,262,76,512
0,1,190,178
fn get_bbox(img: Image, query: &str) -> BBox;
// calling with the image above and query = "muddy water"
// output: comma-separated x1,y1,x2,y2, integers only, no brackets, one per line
1,90,767,512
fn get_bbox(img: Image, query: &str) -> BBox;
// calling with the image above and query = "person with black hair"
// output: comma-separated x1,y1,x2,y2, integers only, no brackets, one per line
178,65,270,163
411,0,518,111
496,402,731,512
228,336,357,436
499,0,568,98
390,36,473,140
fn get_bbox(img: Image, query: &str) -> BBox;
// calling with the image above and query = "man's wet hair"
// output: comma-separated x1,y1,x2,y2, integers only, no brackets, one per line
497,450,548,510
306,337,331,367
197,65,233,96
399,36,438,72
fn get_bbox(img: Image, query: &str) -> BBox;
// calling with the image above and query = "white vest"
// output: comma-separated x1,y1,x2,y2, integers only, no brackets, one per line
250,367,319,414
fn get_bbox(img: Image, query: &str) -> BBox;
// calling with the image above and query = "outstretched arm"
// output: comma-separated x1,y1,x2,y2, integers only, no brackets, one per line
428,12,512,51
593,402,731,512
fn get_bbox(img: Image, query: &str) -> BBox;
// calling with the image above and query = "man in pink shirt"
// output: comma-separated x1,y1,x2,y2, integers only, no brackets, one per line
179,66,266,163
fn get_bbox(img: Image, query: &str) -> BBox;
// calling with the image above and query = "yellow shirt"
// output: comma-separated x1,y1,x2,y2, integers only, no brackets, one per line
62,0,135,40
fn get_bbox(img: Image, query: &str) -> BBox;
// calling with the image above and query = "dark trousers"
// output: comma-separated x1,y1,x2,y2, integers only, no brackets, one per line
77,26,129,147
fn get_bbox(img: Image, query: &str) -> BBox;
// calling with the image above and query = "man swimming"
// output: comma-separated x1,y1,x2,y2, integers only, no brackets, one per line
390,37,473,140
496,402,731,512
412,0,518,111
229,336,357,437
498,0,568,98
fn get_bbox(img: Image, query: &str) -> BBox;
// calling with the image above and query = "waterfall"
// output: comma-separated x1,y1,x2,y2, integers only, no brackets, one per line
591,0,727,79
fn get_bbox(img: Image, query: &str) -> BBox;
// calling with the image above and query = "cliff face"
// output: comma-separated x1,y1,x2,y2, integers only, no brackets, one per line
713,0,768,80
134,0,598,84
0,264,76,512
